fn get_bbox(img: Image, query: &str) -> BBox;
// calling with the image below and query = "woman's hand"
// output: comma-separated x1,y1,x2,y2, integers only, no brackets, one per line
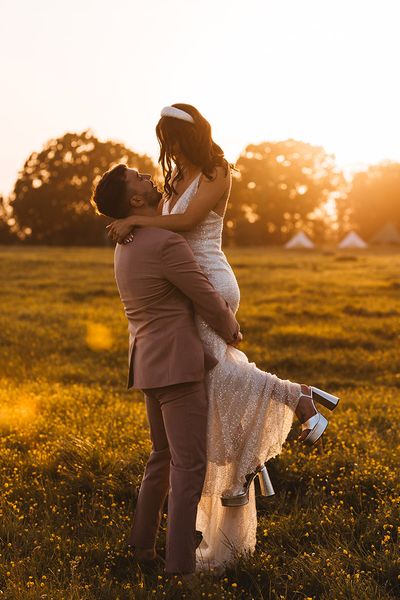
106,217,137,244
229,331,243,347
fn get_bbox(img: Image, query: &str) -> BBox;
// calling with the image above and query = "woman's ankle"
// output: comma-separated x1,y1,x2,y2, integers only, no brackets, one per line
300,383,311,396
296,385,315,421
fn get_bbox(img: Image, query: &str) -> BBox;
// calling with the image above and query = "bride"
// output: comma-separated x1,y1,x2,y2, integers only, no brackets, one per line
107,104,339,571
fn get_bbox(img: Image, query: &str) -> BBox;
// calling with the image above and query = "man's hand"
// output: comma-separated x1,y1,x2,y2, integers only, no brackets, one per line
229,331,243,347
106,218,136,244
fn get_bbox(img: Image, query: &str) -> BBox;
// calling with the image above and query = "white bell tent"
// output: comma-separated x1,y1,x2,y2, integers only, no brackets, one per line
338,231,368,249
370,222,400,244
284,231,314,249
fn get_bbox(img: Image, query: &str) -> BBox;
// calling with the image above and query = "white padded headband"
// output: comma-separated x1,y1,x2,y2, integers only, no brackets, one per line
160,106,195,124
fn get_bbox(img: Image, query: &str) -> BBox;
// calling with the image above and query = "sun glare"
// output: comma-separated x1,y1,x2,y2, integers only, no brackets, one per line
85,322,113,352
0,395,37,428
1,0,400,196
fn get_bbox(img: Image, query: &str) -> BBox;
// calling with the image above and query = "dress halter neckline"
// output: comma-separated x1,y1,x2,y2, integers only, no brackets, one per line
167,172,202,214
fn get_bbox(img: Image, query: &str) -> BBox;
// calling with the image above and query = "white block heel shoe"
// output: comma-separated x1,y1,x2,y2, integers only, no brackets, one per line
298,385,340,446
301,409,329,446
220,464,275,507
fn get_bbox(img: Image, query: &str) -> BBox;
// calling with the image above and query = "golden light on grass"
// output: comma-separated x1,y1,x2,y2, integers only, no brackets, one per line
0,396,37,427
85,322,113,351
1,247,399,598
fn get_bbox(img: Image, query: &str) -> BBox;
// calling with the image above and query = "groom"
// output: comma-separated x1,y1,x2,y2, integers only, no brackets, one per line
91,164,241,578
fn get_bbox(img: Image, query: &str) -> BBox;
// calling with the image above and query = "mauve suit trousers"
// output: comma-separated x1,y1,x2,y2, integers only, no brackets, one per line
128,380,208,574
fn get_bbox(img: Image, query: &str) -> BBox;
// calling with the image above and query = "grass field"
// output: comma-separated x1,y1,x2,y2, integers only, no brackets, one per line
0,246,399,600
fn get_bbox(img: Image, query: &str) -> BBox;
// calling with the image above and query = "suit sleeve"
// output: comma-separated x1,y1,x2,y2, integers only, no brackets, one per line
161,234,240,344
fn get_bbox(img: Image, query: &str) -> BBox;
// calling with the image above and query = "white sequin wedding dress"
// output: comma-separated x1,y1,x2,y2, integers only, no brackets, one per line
162,173,302,571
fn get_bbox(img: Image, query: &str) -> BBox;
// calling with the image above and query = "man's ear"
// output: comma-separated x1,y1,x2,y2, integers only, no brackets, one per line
128,195,145,209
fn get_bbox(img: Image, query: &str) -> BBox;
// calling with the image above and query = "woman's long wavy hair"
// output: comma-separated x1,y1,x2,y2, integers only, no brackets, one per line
156,103,232,197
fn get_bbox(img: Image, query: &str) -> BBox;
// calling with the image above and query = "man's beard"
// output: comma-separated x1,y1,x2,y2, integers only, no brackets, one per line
144,188,162,207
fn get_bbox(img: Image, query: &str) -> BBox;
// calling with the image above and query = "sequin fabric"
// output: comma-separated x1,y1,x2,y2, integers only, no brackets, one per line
163,175,302,570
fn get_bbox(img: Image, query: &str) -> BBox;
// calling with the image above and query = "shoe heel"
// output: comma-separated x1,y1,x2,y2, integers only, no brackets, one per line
311,386,340,411
258,465,275,497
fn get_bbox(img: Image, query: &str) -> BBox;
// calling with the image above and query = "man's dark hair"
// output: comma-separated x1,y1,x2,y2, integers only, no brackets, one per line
91,163,129,218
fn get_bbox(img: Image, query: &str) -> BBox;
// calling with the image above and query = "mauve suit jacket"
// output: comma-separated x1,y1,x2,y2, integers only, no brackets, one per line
114,227,240,390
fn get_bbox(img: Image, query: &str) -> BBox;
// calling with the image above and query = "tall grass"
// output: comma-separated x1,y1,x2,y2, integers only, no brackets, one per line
0,246,399,599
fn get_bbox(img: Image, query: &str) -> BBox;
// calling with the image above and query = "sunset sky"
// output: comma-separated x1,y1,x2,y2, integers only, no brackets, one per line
1,0,400,196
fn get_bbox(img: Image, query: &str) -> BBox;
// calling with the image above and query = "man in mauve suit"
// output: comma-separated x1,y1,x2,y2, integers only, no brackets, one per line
91,164,241,579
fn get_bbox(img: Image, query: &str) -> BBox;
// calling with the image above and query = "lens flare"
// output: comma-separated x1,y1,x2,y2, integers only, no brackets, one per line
0,396,37,427
85,322,113,351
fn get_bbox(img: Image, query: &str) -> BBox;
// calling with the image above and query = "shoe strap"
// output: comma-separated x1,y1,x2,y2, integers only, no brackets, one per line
300,385,313,399
301,412,320,431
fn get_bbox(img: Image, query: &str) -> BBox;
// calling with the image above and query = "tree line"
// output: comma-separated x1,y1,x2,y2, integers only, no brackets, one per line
1,130,399,246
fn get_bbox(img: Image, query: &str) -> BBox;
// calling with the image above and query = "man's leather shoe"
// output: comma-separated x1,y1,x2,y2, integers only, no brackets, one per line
136,553,165,575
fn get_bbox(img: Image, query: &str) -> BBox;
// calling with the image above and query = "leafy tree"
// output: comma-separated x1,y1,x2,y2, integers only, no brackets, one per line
0,196,15,243
344,162,400,239
10,131,156,245
225,139,345,245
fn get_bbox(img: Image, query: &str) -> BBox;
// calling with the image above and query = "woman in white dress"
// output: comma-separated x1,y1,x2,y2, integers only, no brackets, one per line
107,104,339,571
